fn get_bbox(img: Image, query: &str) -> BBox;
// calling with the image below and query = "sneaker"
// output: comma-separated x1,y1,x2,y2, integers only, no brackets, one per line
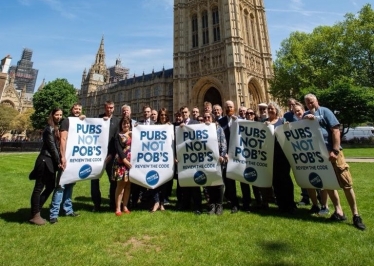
231,206,238,214
298,198,310,206
353,215,366,230
50,218,58,224
215,204,223,215
66,212,80,217
309,205,321,214
318,207,330,216
329,212,347,221
207,204,216,215
163,199,170,206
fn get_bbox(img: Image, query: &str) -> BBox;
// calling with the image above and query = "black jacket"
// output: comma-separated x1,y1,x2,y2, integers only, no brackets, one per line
29,126,61,179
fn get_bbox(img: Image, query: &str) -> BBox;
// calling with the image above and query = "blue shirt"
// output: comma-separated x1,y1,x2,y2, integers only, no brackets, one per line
304,106,340,150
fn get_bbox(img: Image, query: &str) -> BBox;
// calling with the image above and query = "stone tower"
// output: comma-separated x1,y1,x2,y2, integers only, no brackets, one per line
81,36,109,94
173,0,273,110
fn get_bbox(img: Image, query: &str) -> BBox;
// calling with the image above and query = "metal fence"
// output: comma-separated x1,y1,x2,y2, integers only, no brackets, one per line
0,141,43,152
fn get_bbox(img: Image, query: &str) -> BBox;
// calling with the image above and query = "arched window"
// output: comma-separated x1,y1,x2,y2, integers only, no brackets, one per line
202,10,209,45
243,10,251,46
212,7,220,42
250,14,257,49
192,14,198,48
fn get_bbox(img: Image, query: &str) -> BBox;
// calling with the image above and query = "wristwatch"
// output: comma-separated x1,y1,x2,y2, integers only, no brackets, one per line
332,149,340,155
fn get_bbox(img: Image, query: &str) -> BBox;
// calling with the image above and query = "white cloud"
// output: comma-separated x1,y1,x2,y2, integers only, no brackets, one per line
41,0,76,19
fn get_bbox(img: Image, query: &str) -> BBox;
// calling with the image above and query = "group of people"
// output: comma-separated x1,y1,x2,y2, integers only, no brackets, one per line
28,94,366,230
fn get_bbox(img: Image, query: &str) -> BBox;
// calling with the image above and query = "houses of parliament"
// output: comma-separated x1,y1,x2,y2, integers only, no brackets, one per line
79,0,273,119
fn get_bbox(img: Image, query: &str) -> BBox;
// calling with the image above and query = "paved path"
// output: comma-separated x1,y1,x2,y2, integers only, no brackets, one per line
345,158,374,163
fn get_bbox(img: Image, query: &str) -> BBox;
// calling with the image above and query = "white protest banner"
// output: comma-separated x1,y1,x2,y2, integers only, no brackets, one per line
176,123,223,187
227,120,274,187
129,124,175,189
60,117,110,186
275,119,340,190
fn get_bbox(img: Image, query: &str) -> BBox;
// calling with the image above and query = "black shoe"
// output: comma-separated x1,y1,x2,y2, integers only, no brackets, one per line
309,205,321,214
50,218,58,224
353,215,366,230
66,212,80,217
193,210,201,215
207,204,216,215
241,206,251,213
231,206,238,214
215,204,223,215
329,212,347,221
92,207,101,212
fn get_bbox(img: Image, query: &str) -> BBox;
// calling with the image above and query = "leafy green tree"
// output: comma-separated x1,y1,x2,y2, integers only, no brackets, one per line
301,82,374,136
270,4,374,105
0,104,19,138
31,78,78,129
11,108,34,137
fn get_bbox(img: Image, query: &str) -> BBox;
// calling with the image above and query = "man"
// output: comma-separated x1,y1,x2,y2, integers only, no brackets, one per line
179,106,202,214
218,100,240,213
132,105,154,208
204,101,213,114
91,100,120,211
138,105,154,125
303,93,365,230
121,104,137,125
213,104,223,121
151,109,158,123
258,102,268,121
50,103,83,224
191,106,200,121
238,106,247,119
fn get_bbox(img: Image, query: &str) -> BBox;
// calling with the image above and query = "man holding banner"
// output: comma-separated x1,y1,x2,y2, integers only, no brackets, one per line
303,93,365,230
50,103,84,223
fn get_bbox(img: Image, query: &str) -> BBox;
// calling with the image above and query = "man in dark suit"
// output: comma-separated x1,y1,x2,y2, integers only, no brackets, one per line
179,106,202,214
91,100,120,212
138,105,154,125
218,100,240,213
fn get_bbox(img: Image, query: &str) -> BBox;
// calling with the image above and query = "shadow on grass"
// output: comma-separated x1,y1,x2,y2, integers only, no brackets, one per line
0,208,31,224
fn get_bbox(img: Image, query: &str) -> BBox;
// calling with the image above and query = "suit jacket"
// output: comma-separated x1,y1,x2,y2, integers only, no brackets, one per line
185,118,199,125
218,116,231,148
99,113,120,157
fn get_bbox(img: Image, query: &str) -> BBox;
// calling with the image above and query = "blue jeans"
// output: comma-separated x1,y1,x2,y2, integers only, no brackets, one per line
50,183,75,219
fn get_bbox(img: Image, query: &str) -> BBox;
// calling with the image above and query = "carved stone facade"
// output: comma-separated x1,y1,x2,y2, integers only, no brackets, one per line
79,0,273,116
173,0,273,110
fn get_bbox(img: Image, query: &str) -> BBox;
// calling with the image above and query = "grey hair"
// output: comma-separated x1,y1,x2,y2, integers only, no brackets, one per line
304,93,317,100
121,104,131,111
268,101,282,116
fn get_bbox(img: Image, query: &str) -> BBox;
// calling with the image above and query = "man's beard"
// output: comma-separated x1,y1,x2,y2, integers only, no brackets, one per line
226,109,235,116
309,108,316,114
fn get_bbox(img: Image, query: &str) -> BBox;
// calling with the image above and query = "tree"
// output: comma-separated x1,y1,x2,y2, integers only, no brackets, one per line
31,78,78,129
301,82,374,136
270,4,374,105
0,104,19,138
11,108,34,137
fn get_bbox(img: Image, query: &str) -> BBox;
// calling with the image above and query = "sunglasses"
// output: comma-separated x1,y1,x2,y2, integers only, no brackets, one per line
198,119,204,122
259,108,266,111
246,112,255,115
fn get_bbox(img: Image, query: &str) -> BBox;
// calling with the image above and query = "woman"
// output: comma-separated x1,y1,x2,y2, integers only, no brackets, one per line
265,102,296,213
29,107,63,225
245,108,260,122
112,117,132,216
150,108,172,212
204,112,227,215
292,101,305,121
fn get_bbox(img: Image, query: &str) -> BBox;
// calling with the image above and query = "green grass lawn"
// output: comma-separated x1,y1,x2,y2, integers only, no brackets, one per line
0,152,373,266
342,147,374,158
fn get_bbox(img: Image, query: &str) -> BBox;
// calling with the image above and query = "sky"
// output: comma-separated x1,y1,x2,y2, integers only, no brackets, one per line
0,0,371,91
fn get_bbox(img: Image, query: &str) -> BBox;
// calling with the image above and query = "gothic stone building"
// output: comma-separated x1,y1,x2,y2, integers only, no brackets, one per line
79,0,273,118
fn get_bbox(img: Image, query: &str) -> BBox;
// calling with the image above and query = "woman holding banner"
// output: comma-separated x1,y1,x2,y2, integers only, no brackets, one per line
112,117,132,216
150,108,171,212
265,102,296,213
204,112,227,215
29,107,63,225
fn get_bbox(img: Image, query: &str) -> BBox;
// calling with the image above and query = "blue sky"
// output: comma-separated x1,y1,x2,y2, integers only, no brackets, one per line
1,0,370,91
